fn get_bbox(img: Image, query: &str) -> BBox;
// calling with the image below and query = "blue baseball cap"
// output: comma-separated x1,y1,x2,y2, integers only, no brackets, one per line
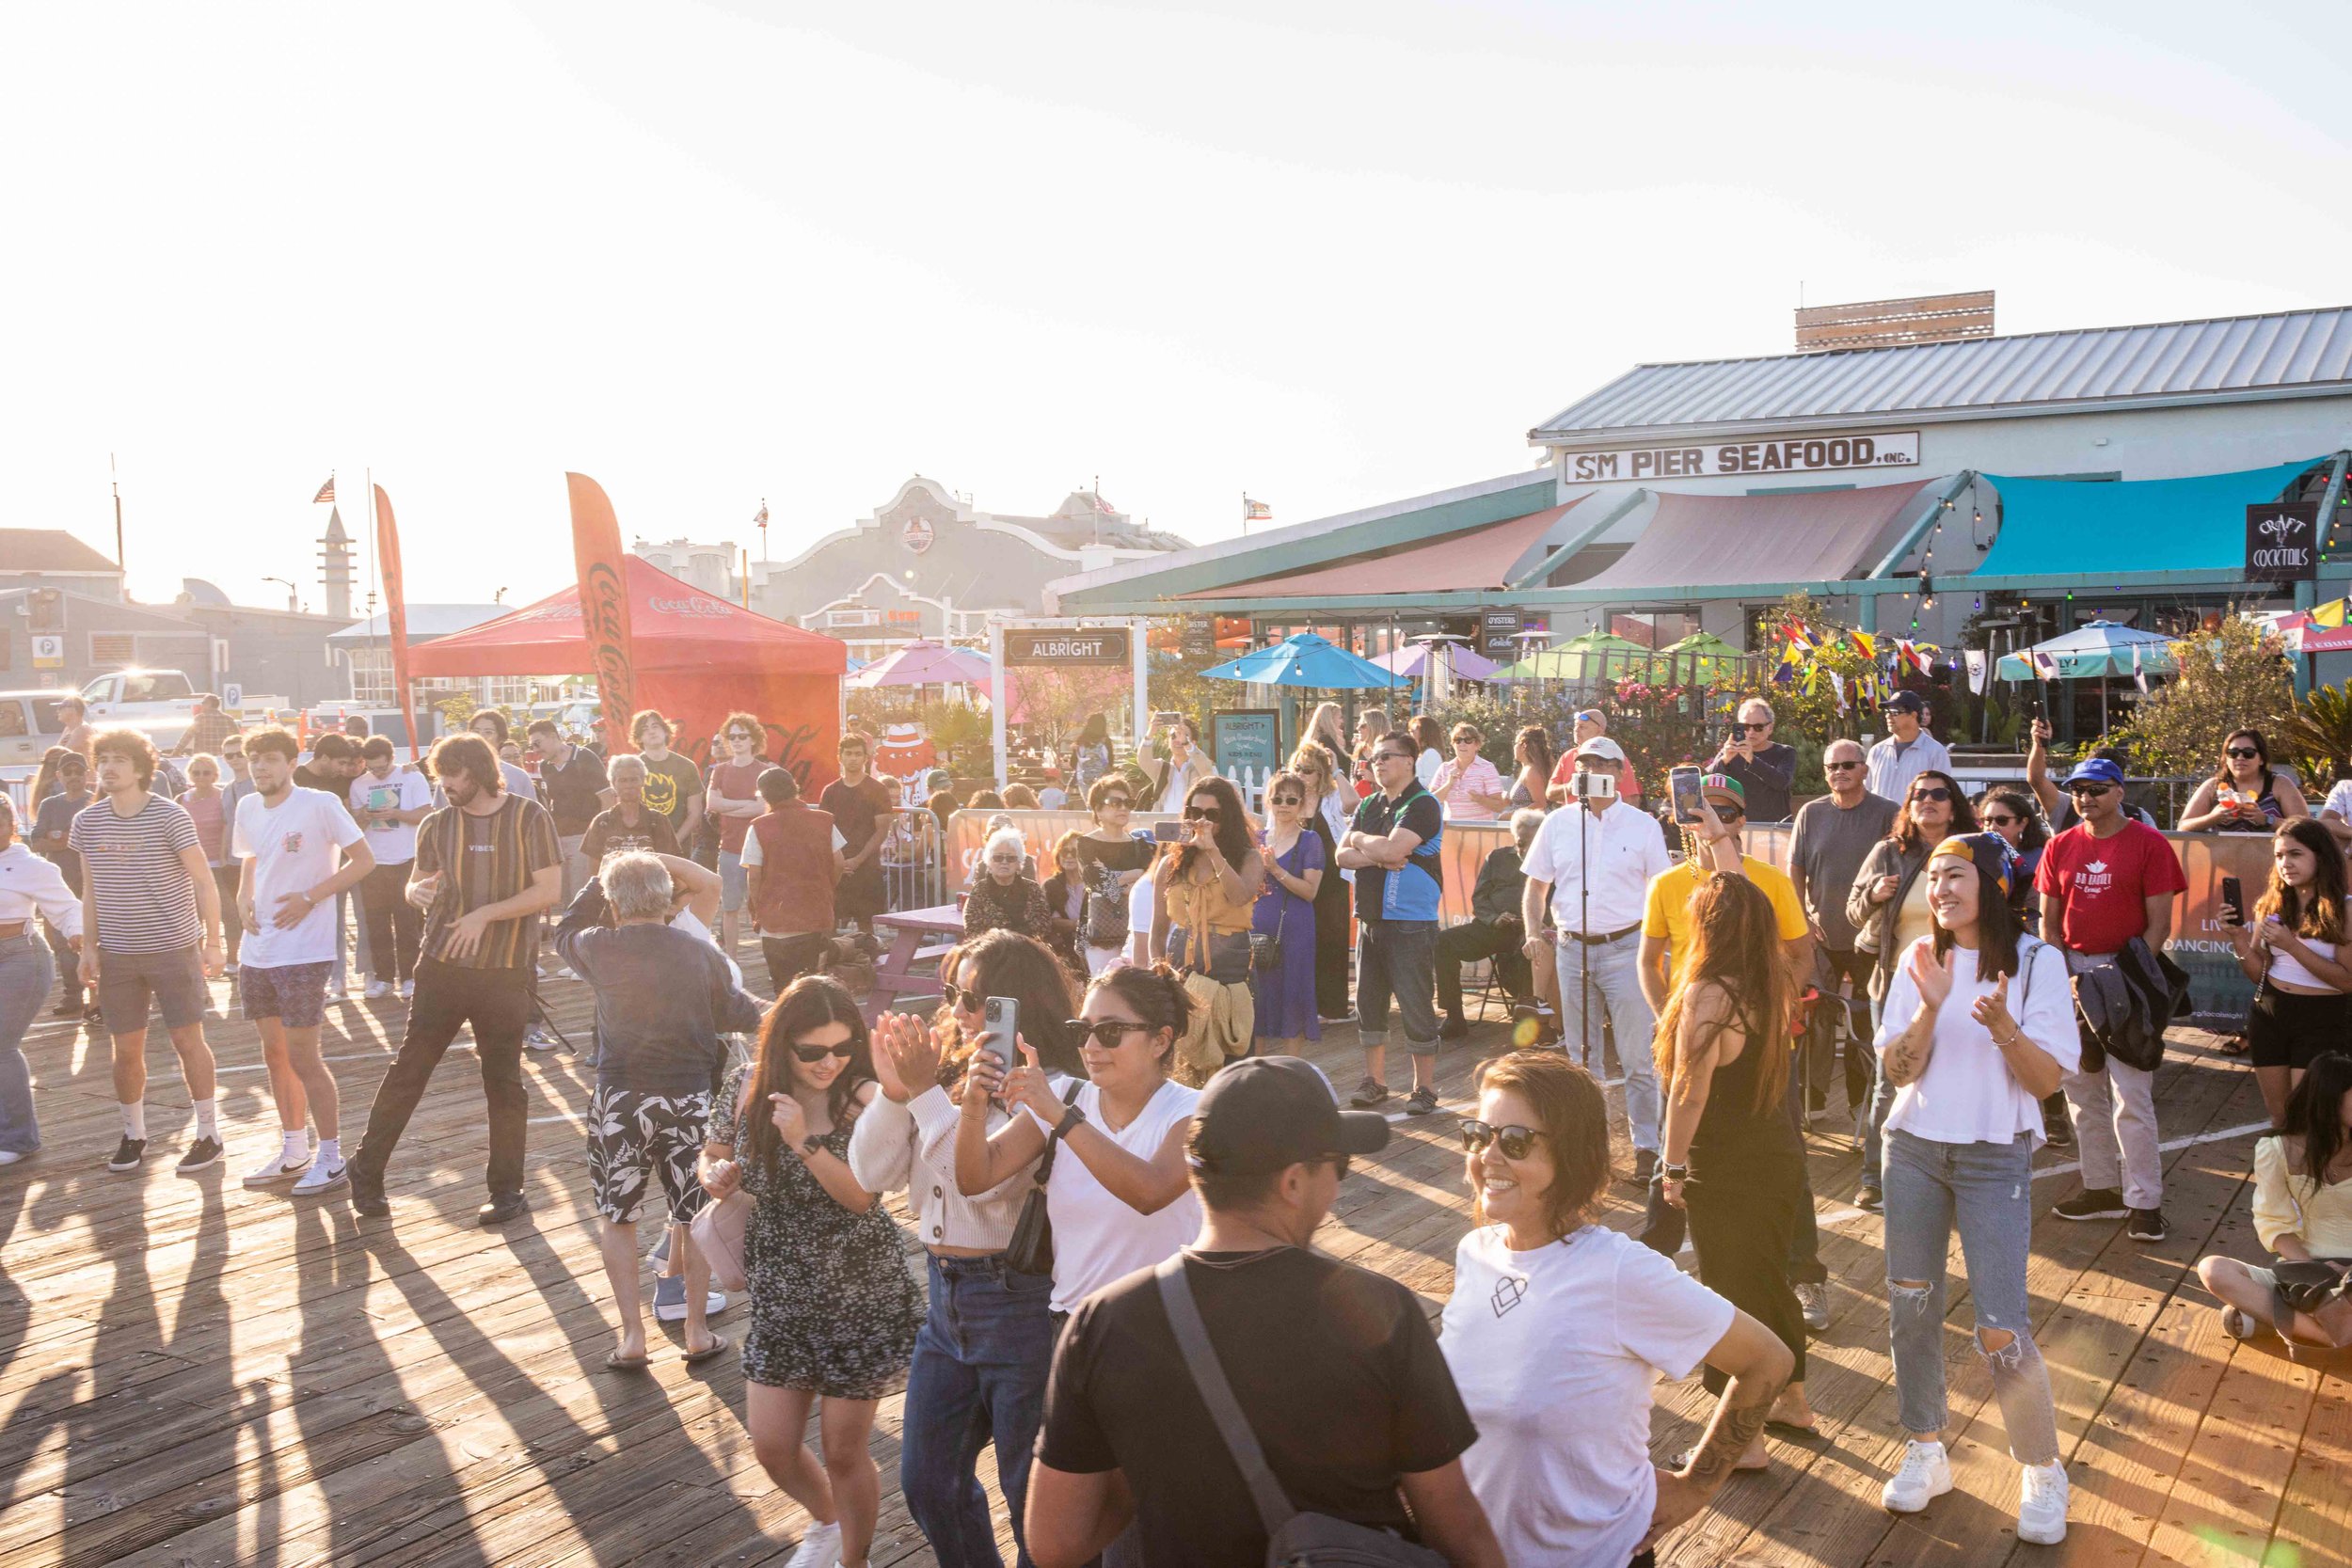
2061,757,2124,788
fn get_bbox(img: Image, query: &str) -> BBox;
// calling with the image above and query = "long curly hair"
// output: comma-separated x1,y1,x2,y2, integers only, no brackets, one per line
1170,774,1253,879
1652,874,1795,1116
929,929,1084,1084
741,975,875,1176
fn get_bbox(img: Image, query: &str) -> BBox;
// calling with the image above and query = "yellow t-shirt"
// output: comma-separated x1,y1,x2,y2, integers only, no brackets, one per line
1643,855,1809,986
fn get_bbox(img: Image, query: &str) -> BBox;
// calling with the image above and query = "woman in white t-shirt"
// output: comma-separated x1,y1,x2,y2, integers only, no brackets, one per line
1438,1051,1792,1567
955,962,1200,1321
1870,833,2078,1545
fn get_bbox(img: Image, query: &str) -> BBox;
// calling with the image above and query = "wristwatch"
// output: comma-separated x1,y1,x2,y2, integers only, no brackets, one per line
1054,1103,1089,1140
801,1134,829,1156
1658,1161,1690,1182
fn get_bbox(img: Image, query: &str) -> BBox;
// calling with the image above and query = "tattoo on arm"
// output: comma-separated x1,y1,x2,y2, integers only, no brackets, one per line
1882,1008,1934,1086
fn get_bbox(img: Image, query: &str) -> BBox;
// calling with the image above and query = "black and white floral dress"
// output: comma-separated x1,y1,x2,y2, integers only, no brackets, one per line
709,1064,924,1397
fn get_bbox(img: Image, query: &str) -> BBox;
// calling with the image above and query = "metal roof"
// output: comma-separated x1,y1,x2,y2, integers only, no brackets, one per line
1533,306,2352,444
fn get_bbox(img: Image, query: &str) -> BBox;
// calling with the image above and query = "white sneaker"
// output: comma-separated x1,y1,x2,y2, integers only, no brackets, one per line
292,1159,348,1196
243,1148,312,1188
524,1026,561,1053
0,1149,24,1166
1882,1438,1953,1513
784,1520,839,1568
364,980,390,999
398,980,414,1001
2017,1459,2069,1544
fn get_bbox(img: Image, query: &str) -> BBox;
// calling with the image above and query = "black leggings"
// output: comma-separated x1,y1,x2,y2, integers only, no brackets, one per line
1685,1157,1809,1393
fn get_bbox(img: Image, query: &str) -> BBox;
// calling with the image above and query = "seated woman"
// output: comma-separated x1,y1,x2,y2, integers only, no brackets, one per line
2198,1052,2352,1352
963,828,1050,942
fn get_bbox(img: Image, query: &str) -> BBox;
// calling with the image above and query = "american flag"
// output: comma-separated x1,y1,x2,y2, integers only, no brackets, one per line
311,476,336,504
753,499,769,528
1243,496,1272,522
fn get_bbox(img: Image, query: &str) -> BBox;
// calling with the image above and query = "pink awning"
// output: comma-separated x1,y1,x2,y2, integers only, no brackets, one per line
1569,479,1937,592
1181,499,1583,600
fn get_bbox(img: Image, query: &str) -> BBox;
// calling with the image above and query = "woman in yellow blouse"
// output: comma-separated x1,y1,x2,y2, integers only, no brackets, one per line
2197,1052,2352,1348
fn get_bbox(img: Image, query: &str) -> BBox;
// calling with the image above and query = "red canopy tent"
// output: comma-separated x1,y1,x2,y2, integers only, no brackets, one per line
408,556,849,787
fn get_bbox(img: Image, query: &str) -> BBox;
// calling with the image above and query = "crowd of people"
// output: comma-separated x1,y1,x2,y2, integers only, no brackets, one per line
8,681,2352,1566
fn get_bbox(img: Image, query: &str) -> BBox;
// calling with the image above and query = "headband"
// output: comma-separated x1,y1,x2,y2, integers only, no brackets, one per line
1931,832,2016,897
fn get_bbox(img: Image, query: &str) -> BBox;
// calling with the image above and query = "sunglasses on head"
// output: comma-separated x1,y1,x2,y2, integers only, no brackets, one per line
2227,746,2261,760
1184,804,1222,820
1909,786,1952,803
1064,1018,1146,1049
1459,1120,1546,1160
791,1042,855,1064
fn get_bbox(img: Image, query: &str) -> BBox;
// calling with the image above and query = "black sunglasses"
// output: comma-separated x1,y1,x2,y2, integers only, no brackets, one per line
1374,751,1413,764
2067,782,2116,797
1063,1018,1147,1049
1318,1153,1353,1180
2227,747,2261,760
791,1042,855,1064
1268,793,1303,806
1824,760,1863,771
1982,813,2020,827
1708,802,1746,820
1098,796,1131,810
726,732,756,742
1908,786,1953,803
1184,804,1222,820
942,981,984,1011
1459,1120,1546,1161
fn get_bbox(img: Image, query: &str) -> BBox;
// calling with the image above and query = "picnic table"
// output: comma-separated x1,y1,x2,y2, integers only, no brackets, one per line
866,903,964,1020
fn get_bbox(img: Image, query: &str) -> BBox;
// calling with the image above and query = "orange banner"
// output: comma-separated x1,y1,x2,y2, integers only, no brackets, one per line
372,485,424,753
566,472,639,748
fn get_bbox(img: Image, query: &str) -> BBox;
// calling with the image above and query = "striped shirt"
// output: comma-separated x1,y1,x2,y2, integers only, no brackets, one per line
69,794,204,954
416,794,562,970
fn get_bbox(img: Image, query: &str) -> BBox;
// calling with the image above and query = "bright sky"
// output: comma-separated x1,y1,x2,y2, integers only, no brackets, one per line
4,0,2345,612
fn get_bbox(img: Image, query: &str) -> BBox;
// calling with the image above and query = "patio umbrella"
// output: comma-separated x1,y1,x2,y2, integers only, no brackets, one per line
1368,641,1502,681
1658,631,1750,683
849,640,996,690
1994,620,2178,681
1200,632,1410,689
1493,629,1652,683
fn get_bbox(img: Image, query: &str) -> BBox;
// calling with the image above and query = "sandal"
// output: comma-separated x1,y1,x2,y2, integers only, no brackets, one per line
2217,1033,2249,1056
683,1333,731,1367
603,1348,651,1372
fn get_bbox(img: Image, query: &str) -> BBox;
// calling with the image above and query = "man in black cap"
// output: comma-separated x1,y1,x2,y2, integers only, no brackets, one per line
1864,690,1951,803
1026,1057,1503,1568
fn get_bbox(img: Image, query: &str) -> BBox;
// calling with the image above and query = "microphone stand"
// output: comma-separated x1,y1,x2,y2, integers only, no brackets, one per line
1578,799,1592,1070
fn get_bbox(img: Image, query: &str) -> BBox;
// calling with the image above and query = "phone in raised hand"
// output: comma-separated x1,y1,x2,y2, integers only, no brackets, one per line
978,995,1018,1076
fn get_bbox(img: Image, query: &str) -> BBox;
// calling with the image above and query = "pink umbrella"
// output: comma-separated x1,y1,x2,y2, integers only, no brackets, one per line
848,640,997,690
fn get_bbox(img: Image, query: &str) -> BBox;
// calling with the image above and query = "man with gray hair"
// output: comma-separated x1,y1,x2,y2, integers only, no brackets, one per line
1437,807,1544,1039
555,849,768,1371
1712,697,1798,822
581,753,679,863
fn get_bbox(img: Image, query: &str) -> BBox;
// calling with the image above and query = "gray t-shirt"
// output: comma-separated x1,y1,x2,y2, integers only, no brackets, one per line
1788,790,1899,951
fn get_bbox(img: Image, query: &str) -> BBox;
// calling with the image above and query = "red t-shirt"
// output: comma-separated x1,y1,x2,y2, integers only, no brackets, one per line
1548,752,1642,804
711,758,766,854
2033,819,2186,956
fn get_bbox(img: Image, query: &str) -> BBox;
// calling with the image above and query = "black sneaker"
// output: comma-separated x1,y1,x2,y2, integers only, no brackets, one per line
2126,1208,2169,1243
348,1168,389,1218
1632,1148,1658,1186
1854,1181,1883,1213
1348,1078,1389,1109
50,998,81,1019
175,1136,223,1175
1403,1084,1439,1117
2042,1107,2074,1148
1438,1014,1470,1040
477,1193,530,1227
2053,1188,2128,1222
106,1136,148,1173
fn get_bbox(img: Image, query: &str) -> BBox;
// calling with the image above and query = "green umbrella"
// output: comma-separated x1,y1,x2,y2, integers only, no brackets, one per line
1494,629,1653,683
1657,631,1751,683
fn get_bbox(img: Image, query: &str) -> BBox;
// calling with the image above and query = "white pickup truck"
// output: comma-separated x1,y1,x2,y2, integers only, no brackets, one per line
79,669,199,750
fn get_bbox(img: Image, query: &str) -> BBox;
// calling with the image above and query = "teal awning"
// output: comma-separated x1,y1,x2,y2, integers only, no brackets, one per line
1974,458,2325,578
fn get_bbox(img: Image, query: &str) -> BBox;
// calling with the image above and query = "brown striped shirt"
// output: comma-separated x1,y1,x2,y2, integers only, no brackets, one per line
416,793,562,970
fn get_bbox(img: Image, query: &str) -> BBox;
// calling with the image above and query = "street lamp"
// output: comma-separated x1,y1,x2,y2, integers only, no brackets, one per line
262,577,298,612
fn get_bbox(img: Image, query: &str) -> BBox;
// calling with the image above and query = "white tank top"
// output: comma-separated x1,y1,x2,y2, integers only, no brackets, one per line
2270,933,2344,992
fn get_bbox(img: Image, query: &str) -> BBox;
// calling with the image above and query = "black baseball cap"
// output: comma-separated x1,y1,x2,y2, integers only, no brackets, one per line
1884,690,1927,715
1187,1057,1391,1176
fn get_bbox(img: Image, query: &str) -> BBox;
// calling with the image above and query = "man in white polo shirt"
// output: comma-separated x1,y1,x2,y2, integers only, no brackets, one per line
1518,736,1674,1181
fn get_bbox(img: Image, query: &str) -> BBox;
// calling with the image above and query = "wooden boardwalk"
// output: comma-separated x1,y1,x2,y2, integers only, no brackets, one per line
0,955,2344,1568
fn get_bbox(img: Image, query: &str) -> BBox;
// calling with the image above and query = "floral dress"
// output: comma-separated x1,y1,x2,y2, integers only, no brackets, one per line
709,1064,924,1397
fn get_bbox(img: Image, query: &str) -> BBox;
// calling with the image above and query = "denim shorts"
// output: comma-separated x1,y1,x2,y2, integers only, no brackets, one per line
97,944,208,1035
241,960,334,1028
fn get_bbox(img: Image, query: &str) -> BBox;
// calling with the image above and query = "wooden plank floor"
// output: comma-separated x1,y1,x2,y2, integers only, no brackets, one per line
1,951,2343,1567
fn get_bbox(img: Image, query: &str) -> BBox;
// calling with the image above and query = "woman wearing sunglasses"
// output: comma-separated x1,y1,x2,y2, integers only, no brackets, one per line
1844,769,1978,1212
1149,776,1263,1075
955,963,1202,1330
1250,769,1325,1056
963,827,1053,951
1064,776,1154,976
1870,833,2075,1543
849,931,1079,1568
2178,728,2308,833
699,975,924,1568
1286,742,1358,1022
1439,1052,1792,1567
1431,723,1510,820
1654,873,1819,1464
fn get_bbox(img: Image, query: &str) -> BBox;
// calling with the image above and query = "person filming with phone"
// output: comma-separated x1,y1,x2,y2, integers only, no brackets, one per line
1710,699,1797,823
2221,817,2352,1130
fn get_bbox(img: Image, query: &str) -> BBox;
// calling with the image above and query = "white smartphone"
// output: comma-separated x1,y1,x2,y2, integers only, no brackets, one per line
979,995,1018,1073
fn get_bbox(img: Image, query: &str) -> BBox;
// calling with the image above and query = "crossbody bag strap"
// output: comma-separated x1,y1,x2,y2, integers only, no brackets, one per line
1033,1080,1083,1187
1154,1255,1296,1539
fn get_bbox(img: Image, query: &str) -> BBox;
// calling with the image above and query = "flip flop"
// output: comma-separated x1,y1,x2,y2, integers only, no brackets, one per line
682,1333,731,1367
603,1349,651,1372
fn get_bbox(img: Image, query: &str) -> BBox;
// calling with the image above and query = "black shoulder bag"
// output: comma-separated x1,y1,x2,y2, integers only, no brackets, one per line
1005,1081,1083,1276
1155,1256,1448,1567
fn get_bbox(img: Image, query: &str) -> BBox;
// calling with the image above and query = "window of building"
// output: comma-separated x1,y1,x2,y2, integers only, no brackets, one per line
89,634,135,666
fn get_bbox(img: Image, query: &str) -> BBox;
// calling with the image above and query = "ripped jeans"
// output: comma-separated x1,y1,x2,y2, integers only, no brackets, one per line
1882,1128,2060,1465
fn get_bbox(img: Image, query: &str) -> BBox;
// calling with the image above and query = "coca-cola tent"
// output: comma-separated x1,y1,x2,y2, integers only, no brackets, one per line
409,555,848,787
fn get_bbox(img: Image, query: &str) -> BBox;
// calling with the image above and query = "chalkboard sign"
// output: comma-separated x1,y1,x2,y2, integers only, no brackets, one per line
1212,709,1282,777
2247,502,2320,583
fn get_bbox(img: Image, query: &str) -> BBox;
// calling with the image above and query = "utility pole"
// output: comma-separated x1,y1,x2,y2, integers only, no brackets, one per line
110,453,125,571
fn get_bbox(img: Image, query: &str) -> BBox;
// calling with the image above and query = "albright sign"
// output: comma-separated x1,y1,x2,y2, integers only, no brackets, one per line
1561,430,1920,483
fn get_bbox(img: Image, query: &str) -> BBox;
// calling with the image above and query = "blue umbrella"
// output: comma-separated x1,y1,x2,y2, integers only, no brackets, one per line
1200,632,1411,689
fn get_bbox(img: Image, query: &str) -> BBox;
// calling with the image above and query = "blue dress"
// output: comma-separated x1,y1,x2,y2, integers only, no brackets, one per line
1252,831,1325,1044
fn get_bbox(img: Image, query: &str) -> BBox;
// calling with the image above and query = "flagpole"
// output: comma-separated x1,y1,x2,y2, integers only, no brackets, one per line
365,467,386,726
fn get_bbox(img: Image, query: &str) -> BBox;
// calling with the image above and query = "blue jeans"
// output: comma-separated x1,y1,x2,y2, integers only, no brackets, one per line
1883,1129,2060,1463
901,1252,1057,1568
1860,990,1899,1189
1554,936,1660,1150
0,932,56,1153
